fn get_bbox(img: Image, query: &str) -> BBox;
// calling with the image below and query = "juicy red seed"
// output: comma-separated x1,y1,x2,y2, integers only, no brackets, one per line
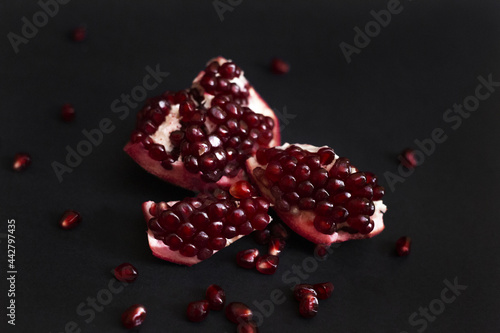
299,295,319,318
314,188,330,201
365,172,377,185
192,231,209,248
217,77,230,91
399,148,418,168
225,302,253,324
223,225,238,238
256,254,279,275
71,26,86,42
313,215,336,234
310,168,329,187
12,153,31,172
205,221,223,237
205,284,226,311
209,237,227,250
278,175,297,192
256,149,268,164
329,157,351,179
177,223,196,240
190,141,211,157
228,209,247,226
253,229,271,245
297,181,315,197
346,215,373,234
316,201,334,216
197,248,213,260
183,156,199,173
180,243,198,257
280,156,298,173
255,197,270,213
331,191,352,205
240,198,257,217
122,304,146,329
373,186,385,200
237,321,259,333
201,74,217,92
270,222,289,240
208,106,227,124
293,284,317,301
186,125,206,142
313,282,334,300
275,199,290,212
130,130,144,144
164,234,183,250
270,57,290,75
298,197,316,210
190,212,210,229
318,147,335,165
265,161,283,182
230,181,255,199
186,300,210,322
345,172,367,189
219,62,241,79
352,185,374,199
61,103,75,122
345,198,374,216
208,202,228,220
237,221,254,235
114,263,138,283
205,61,220,74
325,178,345,194
304,155,321,170
59,210,81,229
284,191,300,204
149,144,168,161
199,153,218,172
236,248,260,269
225,103,242,118
142,120,157,134
173,202,194,221
268,237,286,256
331,206,349,223
395,236,411,256
251,214,271,230
314,244,331,259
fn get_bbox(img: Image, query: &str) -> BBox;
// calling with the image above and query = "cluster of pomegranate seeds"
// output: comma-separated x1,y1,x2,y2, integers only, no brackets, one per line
61,103,75,122
121,304,146,329
58,210,81,230
114,263,138,282
187,284,226,322
12,153,31,172
399,148,418,169
71,26,87,42
395,236,411,256
270,58,290,75
199,61,249,103
293,282,333,318
253,145,385,235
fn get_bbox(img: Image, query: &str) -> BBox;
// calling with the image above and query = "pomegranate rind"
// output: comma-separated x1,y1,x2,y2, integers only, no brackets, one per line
246,143,386,245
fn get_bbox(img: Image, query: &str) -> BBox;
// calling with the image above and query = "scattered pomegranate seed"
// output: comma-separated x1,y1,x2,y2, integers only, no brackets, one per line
236,248,260,269
270,58,290,75
230,180,255,199
225,302,253,324
314,244,330,259
61,103,75,122
12,153,31,172
186,300,210,322
205,284,226,310
58,210,81,230
71,26,86,42
299,294,318,318
399,149,418,169
269,222,289,240
395,236,411,256
255,254,279,275
293,284,317,301
253,229,271,245
237,321,259,333
313,282,334,300
121,304,146,329
114,263,138,283
268,237,286,256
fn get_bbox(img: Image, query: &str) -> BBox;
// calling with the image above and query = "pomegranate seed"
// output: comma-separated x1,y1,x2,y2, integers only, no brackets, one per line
256,254,279,275
251,213,271,230
114,263,138,282
225,302,253,324
313,282,334,299
61,103,75,122
269,222,289,240
373,185,385,200
314,244,330,259
299,294,318,318
253,229,271,244
230,180,255,199
236,248,260,269
12,153,31,172
219,62,241,79
329,157,351,179
59,210,81,229
186,300,210,322
121,304,146,329
395,236,411,256
205,284,226,311
71,26,86,42
399,148,418,169
237,321,259,333
313,215,336,235
268,237,286,256
270,58,290,75
293,284,317,301
318,147,335,165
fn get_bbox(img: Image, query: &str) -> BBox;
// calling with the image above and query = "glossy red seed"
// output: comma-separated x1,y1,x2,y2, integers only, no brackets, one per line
316,201,334,216
114,263,138,282
329,157,351,179
230,181,255,199
228,209,247,226
318,147,335,165
313,282,334,299
158,211,181,231
256,254,279,275
236,248,260,269
399,148,418,168
299,295,319,318
71,26,86,41
313,215,336,235
205,284,226,311
293,284,317,301
13,153,31,172
270,58,290,75
265,161,283,182
219,62,241,79
269,222,289,240
225,302,253,324
164,234,183,250
346,215,373,234
253,229,271,244
293,163,311,181
314,244,331,259
251,214,271,230
237,321,259,333
268,237,286,256
373,185,385,200
121,304,146,329
149,144,168,161
345,198,374,215
59,210,81,229
61,103,75,122
186,300,210,322
395,236,411,256
345,172,367,189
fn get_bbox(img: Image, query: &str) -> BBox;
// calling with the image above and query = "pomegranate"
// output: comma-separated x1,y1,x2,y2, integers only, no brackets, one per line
121,304,146,329
142,185,272,266
247,143,387,245
124,57,280,192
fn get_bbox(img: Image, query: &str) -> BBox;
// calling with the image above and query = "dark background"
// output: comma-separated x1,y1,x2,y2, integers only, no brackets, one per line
1,1,499,332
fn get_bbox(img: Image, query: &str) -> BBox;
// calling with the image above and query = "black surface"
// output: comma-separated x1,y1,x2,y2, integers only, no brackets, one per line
1,1,500,332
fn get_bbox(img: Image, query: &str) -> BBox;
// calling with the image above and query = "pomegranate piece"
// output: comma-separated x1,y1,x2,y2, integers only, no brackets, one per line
71,26,86,41
59,210,81,230
12,153,31,172
205,284,226,310
114,263,138,283
225,302,253,324
142,188,272,266
124,57,281,192
186,300,210,322
399,148,418,169
270,58,290,75
61,103,75,122
246,143,387,245
255,254,279,275
236,248,260,269
293,284,317,301
299,294,319,318
121,304,146,329
313,282,334,300
237,321,259,333
395,236,411,256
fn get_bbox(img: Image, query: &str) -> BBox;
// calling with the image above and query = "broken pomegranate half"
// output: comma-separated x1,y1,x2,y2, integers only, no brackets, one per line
246,143,387,245
142,184,272,266
124,57,280,191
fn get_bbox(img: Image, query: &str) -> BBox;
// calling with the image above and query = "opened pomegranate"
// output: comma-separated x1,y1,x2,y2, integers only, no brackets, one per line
142,185,272,266
124,57,280,191
247,143,387,245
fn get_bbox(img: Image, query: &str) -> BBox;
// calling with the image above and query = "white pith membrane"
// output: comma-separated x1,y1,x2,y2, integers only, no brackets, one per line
247,143,387,245
124,56,280,191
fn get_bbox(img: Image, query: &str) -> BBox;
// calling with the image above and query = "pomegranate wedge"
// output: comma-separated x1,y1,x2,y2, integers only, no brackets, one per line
246,143,387,245
125,57,280,191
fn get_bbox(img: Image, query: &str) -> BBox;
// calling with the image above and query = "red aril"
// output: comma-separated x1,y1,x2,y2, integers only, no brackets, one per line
255,254,279,275
313,282,334,300
395,236,411,256
121,304,146,329
59,210,81,230
225,302,253,324
298,294,318,318
186,300,210,322
236,248,260,269
114,263,138,282
293,284,317,301
205,284,226,310
12,153,31,172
